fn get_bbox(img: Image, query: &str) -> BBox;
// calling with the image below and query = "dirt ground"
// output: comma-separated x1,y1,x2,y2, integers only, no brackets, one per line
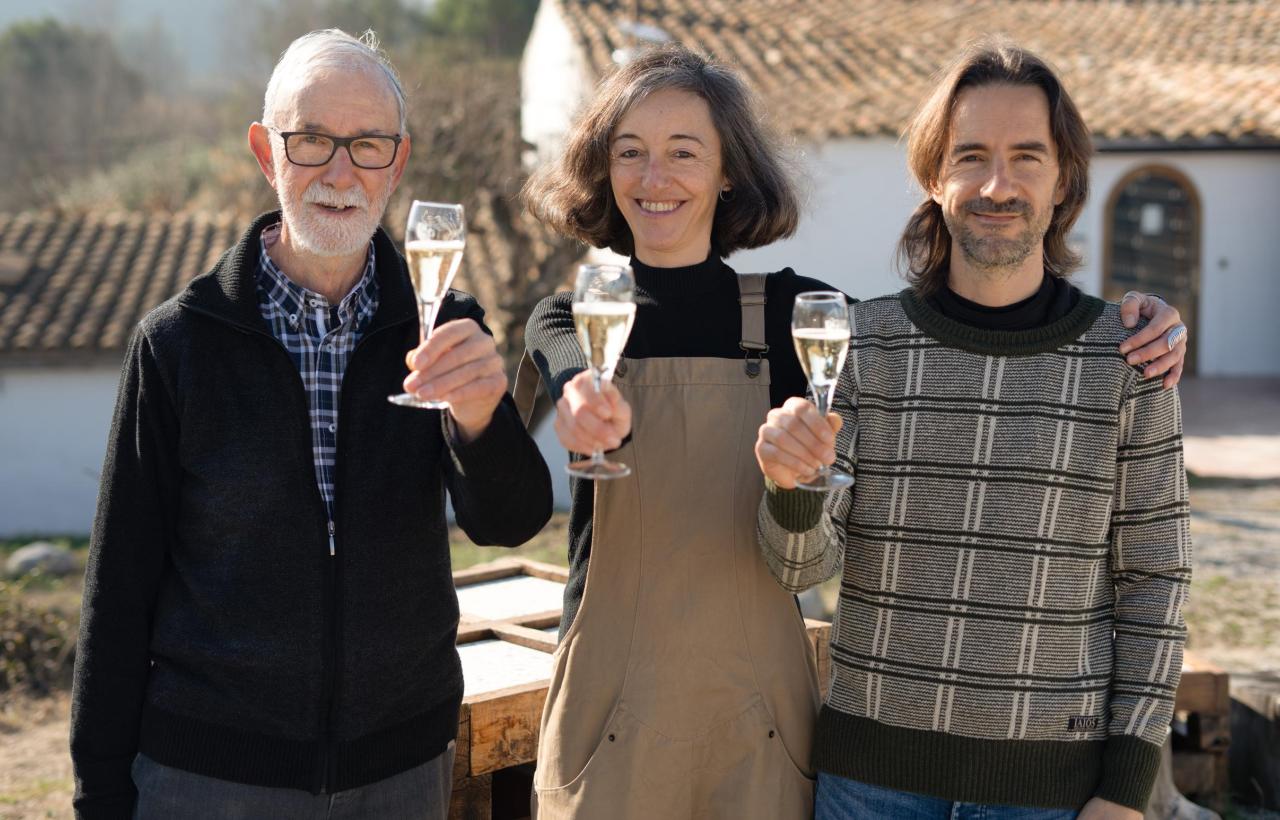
1,482,1276,819
0,694,72,820
1181,481,1280,673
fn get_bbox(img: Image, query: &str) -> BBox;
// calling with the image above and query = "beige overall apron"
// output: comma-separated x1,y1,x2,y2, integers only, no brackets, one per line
519,275,820,820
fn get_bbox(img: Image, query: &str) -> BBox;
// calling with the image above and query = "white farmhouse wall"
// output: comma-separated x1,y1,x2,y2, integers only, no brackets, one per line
731,137,917,301
521,0,594,168
728,140,1280,377
1079,151,1280,377
0,360,576,534
0,365,122,536
533,409,573,511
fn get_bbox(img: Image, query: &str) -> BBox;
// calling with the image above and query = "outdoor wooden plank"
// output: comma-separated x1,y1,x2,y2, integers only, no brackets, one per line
490,622,559,653
1171,750,1224,800
465,680,549,776
453,704,472,785
1176,653,1230,716
447,773,492,820
508,611,563,631
453,559,524,586
457,621,500,642
805,619,832,700
512,558,571,583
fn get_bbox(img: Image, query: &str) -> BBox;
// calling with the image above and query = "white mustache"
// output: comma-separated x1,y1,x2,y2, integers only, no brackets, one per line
303,183,368,209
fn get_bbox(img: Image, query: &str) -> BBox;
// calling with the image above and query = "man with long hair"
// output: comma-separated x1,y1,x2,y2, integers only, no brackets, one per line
756,40,1189,819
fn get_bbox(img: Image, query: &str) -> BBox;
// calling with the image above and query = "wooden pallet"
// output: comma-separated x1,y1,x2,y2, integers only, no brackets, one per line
1171,652,1231,805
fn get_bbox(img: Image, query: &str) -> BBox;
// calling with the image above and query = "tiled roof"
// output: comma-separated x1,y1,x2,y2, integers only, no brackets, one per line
0,204,573,360
0,212,241,358
555,0,1280,144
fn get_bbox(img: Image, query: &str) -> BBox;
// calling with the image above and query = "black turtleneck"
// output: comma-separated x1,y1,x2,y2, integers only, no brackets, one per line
929,274,1080,330
524,253,843,637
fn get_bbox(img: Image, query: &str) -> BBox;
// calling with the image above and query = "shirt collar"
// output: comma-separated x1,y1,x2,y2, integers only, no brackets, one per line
257,223,379,330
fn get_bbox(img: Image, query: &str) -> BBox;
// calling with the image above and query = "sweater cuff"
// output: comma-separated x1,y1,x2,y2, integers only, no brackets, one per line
764,478,825,532
73,792,136,820
1094,734,1162,811
442,402,522,478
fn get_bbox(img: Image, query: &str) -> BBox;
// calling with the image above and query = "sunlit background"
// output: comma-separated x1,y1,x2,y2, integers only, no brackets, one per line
0,2,1277,816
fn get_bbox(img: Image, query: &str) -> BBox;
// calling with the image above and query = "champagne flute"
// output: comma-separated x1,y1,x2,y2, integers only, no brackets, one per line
792,291,853,491
388,201,466,409
567,264,636,480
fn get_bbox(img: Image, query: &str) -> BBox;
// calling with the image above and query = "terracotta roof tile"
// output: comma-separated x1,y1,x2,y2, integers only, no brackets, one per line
0,212,241,357
0,202,574,362
554,0,1280,143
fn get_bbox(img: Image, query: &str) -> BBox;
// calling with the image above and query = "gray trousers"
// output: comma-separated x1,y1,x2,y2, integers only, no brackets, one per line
131,742,454,820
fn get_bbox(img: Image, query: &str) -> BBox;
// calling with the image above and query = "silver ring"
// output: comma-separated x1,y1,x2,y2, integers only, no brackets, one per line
1166,324,1188,351
1122,290,1144,302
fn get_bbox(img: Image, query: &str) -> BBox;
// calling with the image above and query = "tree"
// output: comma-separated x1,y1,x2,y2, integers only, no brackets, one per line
0,18,146,208
387,56,582,377
430,0,539,55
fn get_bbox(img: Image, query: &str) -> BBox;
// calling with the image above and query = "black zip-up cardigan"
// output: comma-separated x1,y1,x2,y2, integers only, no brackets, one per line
70,212,553,818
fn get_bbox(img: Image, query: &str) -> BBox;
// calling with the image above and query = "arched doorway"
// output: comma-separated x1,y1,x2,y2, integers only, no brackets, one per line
1103,165,1200,374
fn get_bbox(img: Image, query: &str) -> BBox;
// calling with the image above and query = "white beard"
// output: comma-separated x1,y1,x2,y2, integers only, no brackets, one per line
279,177,393,258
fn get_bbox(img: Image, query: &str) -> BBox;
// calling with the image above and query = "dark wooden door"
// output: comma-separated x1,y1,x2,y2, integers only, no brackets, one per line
1104,166,1200,374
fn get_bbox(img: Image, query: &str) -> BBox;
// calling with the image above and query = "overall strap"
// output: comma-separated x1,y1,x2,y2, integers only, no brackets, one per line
513,349,541,429
737,273,768,378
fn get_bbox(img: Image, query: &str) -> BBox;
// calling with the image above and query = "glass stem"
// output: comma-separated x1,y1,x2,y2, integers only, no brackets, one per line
591,369,606,465
812,383,832,479
417,300,433,345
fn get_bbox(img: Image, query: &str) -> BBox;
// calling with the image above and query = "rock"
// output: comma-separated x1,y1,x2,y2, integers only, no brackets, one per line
5,542,77,578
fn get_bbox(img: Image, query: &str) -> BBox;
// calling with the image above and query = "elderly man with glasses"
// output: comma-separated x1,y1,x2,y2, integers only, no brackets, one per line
70,28,552,820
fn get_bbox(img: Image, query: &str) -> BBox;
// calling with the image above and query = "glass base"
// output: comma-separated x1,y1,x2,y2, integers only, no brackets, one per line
566,458,631,480
388,392,448,410
795,469,854,492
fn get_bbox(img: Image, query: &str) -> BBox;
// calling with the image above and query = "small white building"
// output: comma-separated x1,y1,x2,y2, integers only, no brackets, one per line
523,0,1280,377
0,212,240,536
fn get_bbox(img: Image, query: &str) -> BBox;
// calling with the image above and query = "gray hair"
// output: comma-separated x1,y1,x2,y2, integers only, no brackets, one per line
262,28,408,134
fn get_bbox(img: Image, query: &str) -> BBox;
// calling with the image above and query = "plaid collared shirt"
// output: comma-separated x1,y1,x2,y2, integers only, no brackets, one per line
256,224,379,524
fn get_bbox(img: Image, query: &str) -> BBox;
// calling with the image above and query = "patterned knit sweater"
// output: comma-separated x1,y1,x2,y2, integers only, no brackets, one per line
758,289,1191,812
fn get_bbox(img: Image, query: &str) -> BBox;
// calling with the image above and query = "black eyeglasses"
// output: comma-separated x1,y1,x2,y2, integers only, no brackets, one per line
271,128,403,170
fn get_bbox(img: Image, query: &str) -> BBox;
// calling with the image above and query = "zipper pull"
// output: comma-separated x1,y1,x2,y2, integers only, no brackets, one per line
328,520,336,557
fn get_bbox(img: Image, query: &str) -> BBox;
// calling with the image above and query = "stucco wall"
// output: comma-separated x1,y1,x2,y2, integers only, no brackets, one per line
0,364,122,536
730,138,918,301
1080,151,1280,376
521,0,593,169
732,139,1280,377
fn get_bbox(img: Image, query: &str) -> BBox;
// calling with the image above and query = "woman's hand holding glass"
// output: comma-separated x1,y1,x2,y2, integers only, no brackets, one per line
554,370,633,459
755,397,844,490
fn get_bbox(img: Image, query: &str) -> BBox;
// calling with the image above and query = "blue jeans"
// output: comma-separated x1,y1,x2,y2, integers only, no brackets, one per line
816,772,1078,820
131,742,454,819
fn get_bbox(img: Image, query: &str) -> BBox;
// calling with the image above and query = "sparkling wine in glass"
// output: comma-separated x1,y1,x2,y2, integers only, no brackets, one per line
792,291,853,491
389,201,466,409
567,264,636,480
